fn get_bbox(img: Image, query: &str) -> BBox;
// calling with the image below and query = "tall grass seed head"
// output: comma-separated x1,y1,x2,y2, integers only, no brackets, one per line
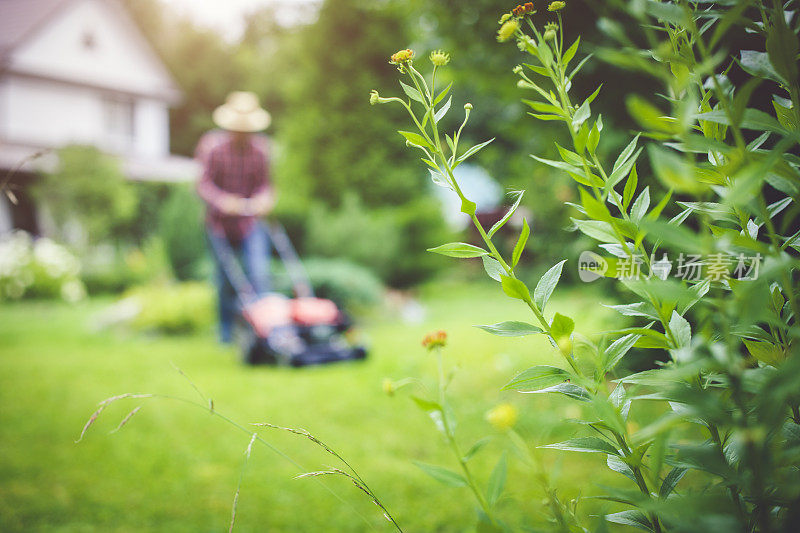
497,19,520,42
429,50,451,66
548,1,565,11
422,330,447,351
486,403,519,431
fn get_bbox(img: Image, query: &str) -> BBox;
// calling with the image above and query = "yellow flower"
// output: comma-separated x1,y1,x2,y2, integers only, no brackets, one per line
548,1,566,11
497,19,520,42
390,48,414,64
422,330,447,351
429,50,451,67
486,403,519,431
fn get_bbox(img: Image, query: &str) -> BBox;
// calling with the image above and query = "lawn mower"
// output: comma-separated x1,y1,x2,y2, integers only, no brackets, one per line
208,221,367,366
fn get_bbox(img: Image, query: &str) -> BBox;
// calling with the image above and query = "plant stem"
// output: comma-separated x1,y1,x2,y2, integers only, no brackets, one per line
435,349,497,525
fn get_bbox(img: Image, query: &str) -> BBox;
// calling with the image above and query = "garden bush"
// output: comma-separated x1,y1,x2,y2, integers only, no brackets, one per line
123,281,214,335
157,184,210,281
0,230,85,302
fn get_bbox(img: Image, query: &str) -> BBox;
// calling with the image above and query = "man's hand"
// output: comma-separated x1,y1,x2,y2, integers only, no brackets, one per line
246,193,275,216
219,195,248,215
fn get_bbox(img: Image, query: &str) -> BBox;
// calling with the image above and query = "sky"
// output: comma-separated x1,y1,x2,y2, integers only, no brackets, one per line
160,0,319,40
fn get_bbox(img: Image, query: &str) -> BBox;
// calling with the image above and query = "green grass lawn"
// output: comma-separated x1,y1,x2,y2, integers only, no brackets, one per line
0,281,631,532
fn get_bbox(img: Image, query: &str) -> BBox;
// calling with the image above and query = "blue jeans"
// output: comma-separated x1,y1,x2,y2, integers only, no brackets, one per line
207,223,270,343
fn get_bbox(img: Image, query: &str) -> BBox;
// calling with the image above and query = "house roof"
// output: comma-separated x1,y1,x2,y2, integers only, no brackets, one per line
0,0,72,58
0,0,181,102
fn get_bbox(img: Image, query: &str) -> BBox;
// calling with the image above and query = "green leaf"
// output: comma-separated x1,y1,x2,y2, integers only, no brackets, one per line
433,81,453,106
572,219,618,243
500,275,531,301
659,467,687,499
427,242,488,258
622,164,638,211
489,191,524,237
550,313,575,339
607,454,636,482
534,260,566,312
645,0,686,25
562,36,580,67
413,462,467,487
486,454,507,506
743,339,785,367
630,187,650,223
461,438,491,464
456,138,495,164
572,101,591,132
648,145,703,193
460,198,477,216
522,383,591,401
399,81,424,103
614,136,641,173
541,437,619,455
669,311,691,348
503,365,570,391
627,95,678,134
606,510,653,531
434,96,452,123
481,256,504,282
607,147,642,191
580,188,611,221
604,333,641,372
398,130,433,150
476,321,543,337
411,396,441,413
696,109,788,135
512,218,530,267
739,50,787,86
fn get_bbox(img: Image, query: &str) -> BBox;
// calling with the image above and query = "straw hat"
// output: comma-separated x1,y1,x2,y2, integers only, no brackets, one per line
212,91,271,132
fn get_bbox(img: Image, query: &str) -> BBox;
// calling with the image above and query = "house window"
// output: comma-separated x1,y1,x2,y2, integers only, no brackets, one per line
103,96,135,150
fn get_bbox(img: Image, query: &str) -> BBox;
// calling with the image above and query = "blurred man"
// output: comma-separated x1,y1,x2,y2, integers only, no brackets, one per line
196,91,274,343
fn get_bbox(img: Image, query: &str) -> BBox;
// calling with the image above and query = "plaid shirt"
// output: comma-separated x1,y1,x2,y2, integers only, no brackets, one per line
196,131,271,242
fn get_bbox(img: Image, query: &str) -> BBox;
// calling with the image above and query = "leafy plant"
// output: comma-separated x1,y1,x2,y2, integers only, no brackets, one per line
372,0,800,530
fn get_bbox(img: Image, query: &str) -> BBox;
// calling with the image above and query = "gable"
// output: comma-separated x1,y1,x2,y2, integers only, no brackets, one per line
4,0,180,102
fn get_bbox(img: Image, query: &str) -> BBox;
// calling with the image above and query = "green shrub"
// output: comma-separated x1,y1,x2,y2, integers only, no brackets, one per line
299,257,384,309
33,146,137,247
125,281,214,334
305,193,452,287
0,231,85,302
157,185,210,281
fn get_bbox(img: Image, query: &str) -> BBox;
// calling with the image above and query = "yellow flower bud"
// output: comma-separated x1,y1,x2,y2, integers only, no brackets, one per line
429,50,451,67
464,103,473,111
382,378,395,396
486,403,519,431
548,1,566,11
497,19,520,42
557,335,573,356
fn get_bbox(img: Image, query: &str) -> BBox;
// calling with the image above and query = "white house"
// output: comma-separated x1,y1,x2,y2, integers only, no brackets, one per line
0,0,199,234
